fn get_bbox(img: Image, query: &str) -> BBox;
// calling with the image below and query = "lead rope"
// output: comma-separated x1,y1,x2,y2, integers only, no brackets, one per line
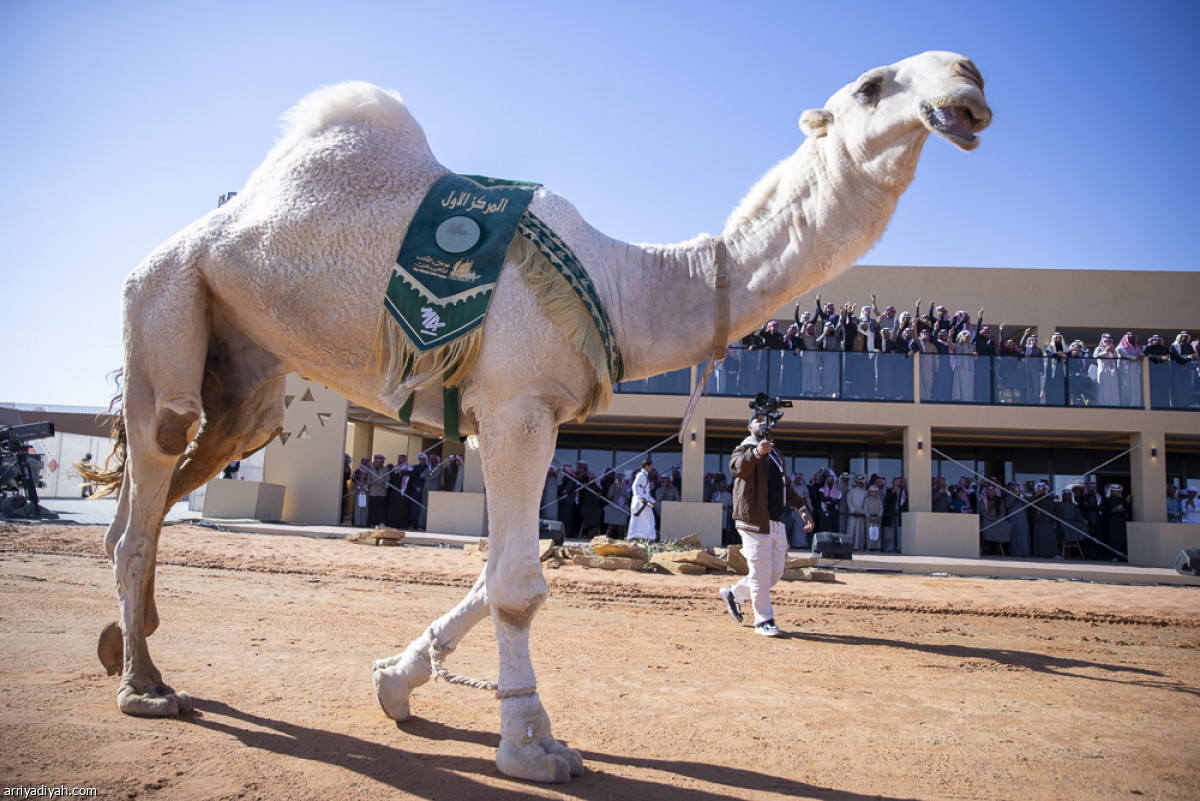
428,635,537,699
677,236,730,443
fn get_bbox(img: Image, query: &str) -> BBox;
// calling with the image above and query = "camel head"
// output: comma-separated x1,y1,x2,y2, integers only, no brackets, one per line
799,51,992,189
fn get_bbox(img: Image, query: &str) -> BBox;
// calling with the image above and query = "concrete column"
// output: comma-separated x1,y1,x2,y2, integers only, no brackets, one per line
1141,357,1153,410
463,445,485,493
373,430,414,463
1130,428,1166,522
911,354,921,406
350,420,374,464
681,416,705,502
906,423,932,513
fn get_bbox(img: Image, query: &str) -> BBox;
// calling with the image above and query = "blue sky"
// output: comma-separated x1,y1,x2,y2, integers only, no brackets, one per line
2,0,1197,407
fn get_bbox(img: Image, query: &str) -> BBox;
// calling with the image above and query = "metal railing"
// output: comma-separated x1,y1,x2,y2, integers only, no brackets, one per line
615,349,1199,411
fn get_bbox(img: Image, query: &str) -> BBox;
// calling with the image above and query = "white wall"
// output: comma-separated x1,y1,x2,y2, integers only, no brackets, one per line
261,375,350,524
35,431,114,498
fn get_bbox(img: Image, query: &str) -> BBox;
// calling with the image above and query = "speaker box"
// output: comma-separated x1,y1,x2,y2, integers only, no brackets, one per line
811,532,854,560
539,519,564,546
1174,548,1200,576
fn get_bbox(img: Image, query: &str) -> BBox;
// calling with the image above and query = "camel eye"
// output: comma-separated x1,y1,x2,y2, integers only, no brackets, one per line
856,80,882,104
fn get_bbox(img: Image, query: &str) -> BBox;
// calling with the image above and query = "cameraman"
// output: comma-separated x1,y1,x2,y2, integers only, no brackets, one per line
719,413,814,637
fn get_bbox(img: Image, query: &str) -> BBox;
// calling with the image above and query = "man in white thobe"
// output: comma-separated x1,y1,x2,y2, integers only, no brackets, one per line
627,458,657,541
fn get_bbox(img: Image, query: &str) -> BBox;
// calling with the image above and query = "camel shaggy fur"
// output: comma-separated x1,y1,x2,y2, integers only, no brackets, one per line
86,51,990,783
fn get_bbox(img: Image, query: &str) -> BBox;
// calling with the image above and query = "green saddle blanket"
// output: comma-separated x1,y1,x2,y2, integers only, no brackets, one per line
385,174,540,351
381,173,624,440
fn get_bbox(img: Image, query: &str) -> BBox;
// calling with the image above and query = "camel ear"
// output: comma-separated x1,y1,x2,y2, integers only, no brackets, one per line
800,108,833,138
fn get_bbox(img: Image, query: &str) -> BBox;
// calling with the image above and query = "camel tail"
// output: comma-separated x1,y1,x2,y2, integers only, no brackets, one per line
75,372,127,499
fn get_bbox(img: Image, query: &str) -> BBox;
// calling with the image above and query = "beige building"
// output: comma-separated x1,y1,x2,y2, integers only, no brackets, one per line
208,265,1200,568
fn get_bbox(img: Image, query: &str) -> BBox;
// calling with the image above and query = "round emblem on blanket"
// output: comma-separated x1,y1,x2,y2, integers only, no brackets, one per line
435,215,482,254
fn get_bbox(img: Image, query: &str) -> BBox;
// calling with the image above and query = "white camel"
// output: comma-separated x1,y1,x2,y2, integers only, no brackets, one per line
85,51,990,783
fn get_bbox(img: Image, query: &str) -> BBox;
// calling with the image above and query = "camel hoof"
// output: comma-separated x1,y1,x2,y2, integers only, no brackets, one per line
544,738,586,777
117,683,192,717
496,737,582,783
372,646,431,722
98,621,123,676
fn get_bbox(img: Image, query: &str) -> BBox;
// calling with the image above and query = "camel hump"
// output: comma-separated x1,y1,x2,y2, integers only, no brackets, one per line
283,81,419,134
255,81,435,176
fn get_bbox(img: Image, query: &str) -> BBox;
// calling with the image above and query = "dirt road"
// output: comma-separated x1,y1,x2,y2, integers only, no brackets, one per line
2,523,1198,800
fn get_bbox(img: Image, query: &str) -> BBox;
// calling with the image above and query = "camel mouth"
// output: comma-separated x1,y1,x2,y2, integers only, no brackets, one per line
921,101,986,151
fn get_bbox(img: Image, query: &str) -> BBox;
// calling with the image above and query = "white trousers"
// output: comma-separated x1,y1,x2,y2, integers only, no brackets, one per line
732,520,788,625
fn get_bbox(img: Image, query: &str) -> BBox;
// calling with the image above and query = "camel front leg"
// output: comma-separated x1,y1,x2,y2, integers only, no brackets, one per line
476,400,584,783
372,568,490,721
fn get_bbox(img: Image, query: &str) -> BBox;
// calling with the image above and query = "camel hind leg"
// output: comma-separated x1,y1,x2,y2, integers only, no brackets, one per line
103,250,211,716
97,370,286,679
372,568,490,721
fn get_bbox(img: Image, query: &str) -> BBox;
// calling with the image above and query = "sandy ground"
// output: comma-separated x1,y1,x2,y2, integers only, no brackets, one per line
2,522,1198,801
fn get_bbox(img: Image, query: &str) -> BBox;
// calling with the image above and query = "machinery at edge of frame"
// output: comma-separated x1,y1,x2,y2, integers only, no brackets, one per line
0,422,56,520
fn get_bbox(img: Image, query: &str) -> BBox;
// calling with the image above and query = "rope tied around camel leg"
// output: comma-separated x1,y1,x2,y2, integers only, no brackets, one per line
427,635,537,698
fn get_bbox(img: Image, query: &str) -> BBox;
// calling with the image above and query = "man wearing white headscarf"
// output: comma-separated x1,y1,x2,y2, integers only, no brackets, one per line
845,474,869,550
1100,483,1130,561
627,458,657,541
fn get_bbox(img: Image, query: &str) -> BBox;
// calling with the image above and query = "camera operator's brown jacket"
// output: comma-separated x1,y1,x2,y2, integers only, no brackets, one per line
730,437,810,535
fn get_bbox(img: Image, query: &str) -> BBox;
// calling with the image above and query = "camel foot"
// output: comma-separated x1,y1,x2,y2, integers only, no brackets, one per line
496,736,584,783
117,682,193,717
98,621,123,676
372,642,432,722
495,694,585,783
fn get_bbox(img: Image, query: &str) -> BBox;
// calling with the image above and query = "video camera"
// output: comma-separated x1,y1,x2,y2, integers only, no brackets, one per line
748,392,792,439
0,421,56,452
0,421,55,520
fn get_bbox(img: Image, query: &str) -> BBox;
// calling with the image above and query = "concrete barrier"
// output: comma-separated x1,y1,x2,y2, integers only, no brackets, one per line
902,511,980,558
660,501,724,548
203,479,286,522
428,490,487,537
1127,522,1200,569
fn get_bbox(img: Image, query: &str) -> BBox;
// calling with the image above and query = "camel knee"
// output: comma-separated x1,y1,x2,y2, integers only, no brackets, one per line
154,394,201,456
489,575,548,628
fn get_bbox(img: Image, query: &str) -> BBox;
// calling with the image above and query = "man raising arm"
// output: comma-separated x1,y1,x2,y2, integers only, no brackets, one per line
719,414,814,637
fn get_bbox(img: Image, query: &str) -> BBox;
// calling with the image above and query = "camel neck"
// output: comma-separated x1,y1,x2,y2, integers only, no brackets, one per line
609,135,905,382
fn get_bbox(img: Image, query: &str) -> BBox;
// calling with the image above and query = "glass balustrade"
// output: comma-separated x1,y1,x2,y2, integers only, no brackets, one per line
614,366,692,396
612,348,1196,411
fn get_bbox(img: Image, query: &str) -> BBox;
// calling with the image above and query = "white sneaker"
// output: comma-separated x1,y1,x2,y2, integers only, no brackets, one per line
719,586,743,623
754,619,781,637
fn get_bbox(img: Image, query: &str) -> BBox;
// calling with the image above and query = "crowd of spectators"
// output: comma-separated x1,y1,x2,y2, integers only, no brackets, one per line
539,460,683,541
1167,484,1200,524
721,468,911,554
345,451,463,529
932,475,1139,560
713,295,1200,408
344,448,1197,563
538,457,1193,564
538,461,909,553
